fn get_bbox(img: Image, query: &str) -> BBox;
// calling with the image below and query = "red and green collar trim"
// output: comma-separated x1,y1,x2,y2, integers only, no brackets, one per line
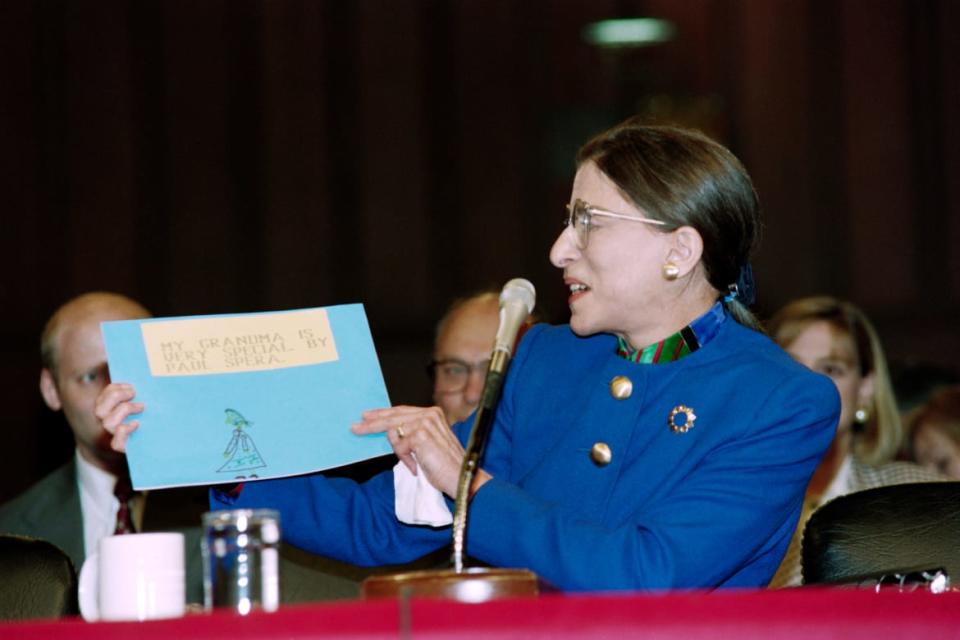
616,301,726,365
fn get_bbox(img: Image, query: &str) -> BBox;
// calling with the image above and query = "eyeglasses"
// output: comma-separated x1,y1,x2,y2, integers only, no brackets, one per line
563,198,666,249
426,358,490,392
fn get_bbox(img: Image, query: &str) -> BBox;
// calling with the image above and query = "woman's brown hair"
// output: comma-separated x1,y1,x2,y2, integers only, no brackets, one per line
578,119,762,330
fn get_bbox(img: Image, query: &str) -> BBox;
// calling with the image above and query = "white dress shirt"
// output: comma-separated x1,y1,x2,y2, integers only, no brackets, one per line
75,450,122,558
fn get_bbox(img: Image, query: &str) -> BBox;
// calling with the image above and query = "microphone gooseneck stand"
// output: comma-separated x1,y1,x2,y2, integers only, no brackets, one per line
450,347,506,573
362,280,542,602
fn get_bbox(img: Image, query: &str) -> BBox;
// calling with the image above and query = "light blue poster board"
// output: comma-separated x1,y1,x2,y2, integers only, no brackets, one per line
101,304,393,490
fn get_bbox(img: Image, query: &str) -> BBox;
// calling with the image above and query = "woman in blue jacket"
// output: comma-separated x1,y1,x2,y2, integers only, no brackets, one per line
99,118,839,591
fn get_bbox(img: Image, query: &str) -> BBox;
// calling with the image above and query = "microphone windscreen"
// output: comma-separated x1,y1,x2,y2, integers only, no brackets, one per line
499,278,536,315
494,278,536,357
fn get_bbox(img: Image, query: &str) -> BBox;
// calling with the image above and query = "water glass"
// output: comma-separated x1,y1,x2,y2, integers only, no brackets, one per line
201,509,280,614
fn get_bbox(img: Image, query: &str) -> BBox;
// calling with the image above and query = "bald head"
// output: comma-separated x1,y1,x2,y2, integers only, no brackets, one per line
39,292,151,472
430,292,500,425
434,292,499,348
41,292,151,373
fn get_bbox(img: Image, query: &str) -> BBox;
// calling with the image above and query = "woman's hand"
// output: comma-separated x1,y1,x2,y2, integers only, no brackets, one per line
352,405,490,497
93,383,144,453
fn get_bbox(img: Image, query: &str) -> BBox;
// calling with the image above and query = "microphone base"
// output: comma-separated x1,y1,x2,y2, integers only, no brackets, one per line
361,567,544,602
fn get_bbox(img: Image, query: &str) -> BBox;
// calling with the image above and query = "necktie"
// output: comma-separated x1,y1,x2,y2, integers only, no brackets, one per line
113,473,137,535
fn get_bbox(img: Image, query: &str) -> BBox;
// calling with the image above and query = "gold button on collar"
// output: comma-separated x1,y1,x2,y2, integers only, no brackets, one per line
610,376,633,400
590,442,612,467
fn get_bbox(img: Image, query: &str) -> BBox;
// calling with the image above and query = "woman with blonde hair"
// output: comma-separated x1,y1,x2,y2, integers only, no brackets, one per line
767,296,946,587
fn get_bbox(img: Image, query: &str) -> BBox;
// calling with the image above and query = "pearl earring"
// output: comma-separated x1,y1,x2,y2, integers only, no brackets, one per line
854,407,870,424
662,262,680,280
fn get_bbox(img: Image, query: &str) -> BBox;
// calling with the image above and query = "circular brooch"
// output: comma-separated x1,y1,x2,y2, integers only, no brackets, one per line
668,405,697,434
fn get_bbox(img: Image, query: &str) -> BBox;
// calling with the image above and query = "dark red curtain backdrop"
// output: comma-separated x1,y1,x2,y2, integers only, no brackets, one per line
1,0,957,501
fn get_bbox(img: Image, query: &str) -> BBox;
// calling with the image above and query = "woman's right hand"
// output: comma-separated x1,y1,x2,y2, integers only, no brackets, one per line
94,383,144,453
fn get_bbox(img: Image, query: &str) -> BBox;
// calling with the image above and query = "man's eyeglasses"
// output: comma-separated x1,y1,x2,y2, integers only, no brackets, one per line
426,358,490,392
564,198,666,249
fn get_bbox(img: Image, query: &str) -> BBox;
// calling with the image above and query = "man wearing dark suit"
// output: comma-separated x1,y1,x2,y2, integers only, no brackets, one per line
0,292,206,603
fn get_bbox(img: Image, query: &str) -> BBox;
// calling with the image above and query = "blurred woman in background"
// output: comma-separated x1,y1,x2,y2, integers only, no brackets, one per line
908,385,960,480
767,296,947,587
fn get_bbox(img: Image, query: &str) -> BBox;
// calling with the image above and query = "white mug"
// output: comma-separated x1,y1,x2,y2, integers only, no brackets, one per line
78,532,186,622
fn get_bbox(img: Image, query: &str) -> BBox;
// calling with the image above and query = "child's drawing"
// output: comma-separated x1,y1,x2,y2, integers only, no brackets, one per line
217,408,267,477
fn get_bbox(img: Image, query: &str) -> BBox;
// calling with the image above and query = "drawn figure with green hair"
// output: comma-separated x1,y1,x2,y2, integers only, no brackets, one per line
217,408,267,477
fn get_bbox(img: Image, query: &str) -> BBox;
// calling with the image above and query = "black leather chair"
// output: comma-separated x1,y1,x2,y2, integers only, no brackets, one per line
801,482,960,586
0,534,78,620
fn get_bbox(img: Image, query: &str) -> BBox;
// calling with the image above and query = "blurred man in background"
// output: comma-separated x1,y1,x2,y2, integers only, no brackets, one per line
428,291,501,425
0,292,205,602
428,290,535,425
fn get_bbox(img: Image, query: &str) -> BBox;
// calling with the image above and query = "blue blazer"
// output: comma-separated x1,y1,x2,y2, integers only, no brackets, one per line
214,317,839,591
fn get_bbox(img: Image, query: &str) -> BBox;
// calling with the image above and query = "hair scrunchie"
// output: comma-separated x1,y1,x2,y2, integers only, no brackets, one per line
724,263,756,307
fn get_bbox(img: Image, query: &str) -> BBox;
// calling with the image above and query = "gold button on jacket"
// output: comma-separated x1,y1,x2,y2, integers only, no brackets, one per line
590,442,612,466
609,376,633,400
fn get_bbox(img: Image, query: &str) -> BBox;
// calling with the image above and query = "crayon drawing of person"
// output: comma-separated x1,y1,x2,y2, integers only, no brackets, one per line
217,408,267,477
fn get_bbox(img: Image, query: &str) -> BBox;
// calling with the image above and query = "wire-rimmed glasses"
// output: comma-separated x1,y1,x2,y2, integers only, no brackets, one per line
563,198,666,249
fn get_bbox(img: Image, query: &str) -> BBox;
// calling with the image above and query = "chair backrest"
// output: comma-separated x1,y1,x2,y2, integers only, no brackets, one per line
0,534,78,620
801,482,960,585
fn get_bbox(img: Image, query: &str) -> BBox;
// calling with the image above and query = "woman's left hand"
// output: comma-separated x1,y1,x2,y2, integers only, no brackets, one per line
352,405,488,497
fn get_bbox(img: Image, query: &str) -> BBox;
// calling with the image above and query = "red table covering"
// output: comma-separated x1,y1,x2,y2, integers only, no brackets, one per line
3,587,958,639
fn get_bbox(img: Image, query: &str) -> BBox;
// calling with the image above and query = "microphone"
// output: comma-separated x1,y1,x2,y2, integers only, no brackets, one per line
451,278,536,572
485,278,537,401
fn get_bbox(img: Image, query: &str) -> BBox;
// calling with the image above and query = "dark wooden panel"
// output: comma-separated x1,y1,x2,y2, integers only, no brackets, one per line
942,0,960,299
841,1,916,305
259,1,333,311
355,1,431,327
733,0,823,314
2,0,958,504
